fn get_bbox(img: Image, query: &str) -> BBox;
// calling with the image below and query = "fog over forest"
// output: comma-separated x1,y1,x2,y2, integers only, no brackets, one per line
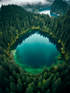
0,0,70,7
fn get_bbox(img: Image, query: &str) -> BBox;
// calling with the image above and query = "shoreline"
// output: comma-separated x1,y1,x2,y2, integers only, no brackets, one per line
10,49,17,58
10,29,64,74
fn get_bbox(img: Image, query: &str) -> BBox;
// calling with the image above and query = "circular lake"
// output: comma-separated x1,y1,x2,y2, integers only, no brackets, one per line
11,30,62,74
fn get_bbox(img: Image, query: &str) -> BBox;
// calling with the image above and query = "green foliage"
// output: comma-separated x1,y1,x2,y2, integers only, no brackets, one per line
1,61,9,71
58,78,62,87
10,82,16,92
0,66,3,78
4,77,10,87
64,69,68,77
46,28,51,33
55,72,60,79
30,76,33,81
45,89,50,93
24,82,27,87
17,83,22,92
25,88,33,93
6,87,10,93
57,64,61,71
25,82,35,93
66,65,70,71
0,54,4,61
0,46,5,54
31,82,35,90
0,4,70,93
37,92,40,93
18,82,23,88
26,76,31,83
17,73,21,79
49,65,55,72
51,88,56,93
43,72,48,79
50,73,54,79
22,76,25,82
0,65,9,78
0,71,5,88
17,78,22,83
9,75,15,83
33,77,36,83
13,70,17,78
51,76,56,84
41,66,48,74
51,78,61,90
60,62,66,71
64,75,69,82
65,82,70,87
9,64,15,74
51,0,70,15
45,77,51,89
38,76,42,83
41,79,46,92
38,82,42,88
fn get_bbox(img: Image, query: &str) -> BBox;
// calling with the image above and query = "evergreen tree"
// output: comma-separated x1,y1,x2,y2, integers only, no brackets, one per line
10,82,16,92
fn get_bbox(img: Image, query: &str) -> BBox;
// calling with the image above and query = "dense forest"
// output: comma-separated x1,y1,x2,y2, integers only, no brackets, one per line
0,5,70,93
51,0,70,15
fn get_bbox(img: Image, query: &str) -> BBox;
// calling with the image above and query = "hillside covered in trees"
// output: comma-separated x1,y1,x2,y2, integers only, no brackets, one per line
51,0,70,15
0,5,70,93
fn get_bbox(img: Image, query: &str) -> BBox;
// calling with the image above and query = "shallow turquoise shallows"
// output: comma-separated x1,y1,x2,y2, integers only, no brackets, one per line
12,30,62,74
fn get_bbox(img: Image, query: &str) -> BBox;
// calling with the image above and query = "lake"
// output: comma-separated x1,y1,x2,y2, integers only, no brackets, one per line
12,30,62,74
39,7,59,17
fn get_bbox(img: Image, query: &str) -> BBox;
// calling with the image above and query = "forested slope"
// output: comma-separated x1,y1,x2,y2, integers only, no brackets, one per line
51,0,70,15
0,5,70,93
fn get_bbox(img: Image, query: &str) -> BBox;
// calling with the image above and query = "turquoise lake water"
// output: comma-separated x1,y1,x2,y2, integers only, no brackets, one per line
14,30,61,69
11,30,63,74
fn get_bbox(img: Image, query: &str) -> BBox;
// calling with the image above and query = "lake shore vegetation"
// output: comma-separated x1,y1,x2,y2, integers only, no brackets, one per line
0,5,70,93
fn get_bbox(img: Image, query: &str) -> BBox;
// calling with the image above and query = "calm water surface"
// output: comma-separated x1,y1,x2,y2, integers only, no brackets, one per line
15,32,59,68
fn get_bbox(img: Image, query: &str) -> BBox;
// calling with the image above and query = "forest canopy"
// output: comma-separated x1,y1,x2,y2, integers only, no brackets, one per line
0,4,70,93
51,0,70,15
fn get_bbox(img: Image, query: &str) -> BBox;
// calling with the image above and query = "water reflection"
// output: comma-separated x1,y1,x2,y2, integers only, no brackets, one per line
16,32,59,68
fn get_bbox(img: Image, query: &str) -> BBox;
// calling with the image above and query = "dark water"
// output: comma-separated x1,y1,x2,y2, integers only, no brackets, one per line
15,30,60,68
